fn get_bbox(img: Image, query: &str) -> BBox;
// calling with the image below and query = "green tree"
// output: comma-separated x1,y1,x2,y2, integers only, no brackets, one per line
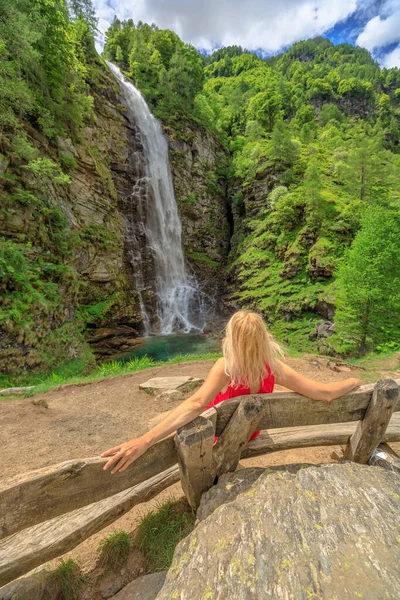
164,45,203,111
341,135,389,203
335,204,400,355
67,0,97,31
269,119,298,166
247,90,282,131
304,161,325,231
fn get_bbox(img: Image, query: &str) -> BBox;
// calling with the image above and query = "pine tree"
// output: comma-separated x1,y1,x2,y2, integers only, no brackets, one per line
67,0,97,31
269,119,298,166
335,203,400,355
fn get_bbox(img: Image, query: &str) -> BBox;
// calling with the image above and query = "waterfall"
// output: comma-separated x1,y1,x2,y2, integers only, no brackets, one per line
108,62,205,335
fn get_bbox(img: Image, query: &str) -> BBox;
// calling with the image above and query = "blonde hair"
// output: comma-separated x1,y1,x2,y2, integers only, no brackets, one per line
222,310,284,389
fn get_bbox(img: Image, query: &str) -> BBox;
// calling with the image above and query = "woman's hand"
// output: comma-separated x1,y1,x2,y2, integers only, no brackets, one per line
101,436,150,474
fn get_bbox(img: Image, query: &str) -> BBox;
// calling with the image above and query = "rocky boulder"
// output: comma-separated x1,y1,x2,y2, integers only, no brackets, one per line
156,463,400,599
111,572,167,600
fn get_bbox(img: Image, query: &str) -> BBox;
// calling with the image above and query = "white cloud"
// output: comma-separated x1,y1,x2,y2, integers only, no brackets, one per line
380,43,400,67
356,6,400,50
94,0,359,53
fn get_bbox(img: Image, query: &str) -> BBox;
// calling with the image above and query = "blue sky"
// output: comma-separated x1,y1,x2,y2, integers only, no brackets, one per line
94,0,400,68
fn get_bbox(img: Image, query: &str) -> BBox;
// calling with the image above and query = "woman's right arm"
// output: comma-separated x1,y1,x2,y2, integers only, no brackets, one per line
101,357,229,474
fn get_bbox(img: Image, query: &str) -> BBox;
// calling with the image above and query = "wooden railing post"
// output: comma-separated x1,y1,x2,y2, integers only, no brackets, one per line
174,411,216,510
344,379,398,463
212,396,265,478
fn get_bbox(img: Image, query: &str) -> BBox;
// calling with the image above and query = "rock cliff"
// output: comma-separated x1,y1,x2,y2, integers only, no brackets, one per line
0,62,230,373
169,123,231,305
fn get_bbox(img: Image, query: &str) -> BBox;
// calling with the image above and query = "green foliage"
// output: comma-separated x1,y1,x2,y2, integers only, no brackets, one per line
334,203,400,356
98,531,132,571
338,77,374,99
25,157,71,186
186,251,220,268
0,238,71,328
0,0,96,144
104,21,203,124
270,119,299,166
136,498,195,572
67,0,98,32
53,558,86,600
319,103,343,125
59,153,78,171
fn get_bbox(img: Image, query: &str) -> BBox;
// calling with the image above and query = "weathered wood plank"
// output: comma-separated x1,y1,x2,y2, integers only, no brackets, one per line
0,436,177,540
241,412,400,458
175,416,215,510
212,396,265,477
202,406,217,432
212,380,400,435
344,379,398,463
368,443,400,474
0,466,179,588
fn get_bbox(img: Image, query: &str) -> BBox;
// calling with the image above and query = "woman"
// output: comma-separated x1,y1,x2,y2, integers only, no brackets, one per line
101,311,362,474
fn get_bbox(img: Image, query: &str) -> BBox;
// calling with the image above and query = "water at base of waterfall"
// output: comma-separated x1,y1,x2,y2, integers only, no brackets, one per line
108,62,206,335
116,333,220,364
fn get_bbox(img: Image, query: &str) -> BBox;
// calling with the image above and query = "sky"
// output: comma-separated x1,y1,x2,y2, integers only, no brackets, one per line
93,0,400,68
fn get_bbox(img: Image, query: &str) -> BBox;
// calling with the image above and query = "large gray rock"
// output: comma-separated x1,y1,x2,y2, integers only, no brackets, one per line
111,571,167,600
139,377,203,394
156,463,400,599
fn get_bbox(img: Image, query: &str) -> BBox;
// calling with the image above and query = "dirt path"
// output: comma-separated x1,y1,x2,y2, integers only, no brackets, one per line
1,354,399,479
0,354,387,478
1,354,399,597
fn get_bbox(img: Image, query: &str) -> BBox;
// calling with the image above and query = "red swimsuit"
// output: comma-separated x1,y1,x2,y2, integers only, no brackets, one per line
206,366,275,442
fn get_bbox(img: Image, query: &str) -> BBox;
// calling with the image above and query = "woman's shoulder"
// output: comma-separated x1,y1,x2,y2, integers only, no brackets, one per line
213,356,226,373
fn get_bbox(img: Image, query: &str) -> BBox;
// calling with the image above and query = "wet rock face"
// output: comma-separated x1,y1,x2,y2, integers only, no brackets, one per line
0,69,148,372
0,65,231,372
169,125,231,306
156,463,400,600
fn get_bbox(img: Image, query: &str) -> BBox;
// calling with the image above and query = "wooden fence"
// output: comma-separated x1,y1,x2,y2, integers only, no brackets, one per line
1,379,399,591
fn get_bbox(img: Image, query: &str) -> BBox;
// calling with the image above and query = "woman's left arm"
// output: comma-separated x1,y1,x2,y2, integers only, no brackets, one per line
276,362,362,402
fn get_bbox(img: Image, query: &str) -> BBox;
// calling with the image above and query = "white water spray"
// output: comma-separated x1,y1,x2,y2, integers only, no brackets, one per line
108,62,205,334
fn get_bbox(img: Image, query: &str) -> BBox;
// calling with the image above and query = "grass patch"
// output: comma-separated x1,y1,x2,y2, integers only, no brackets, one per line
98,530,132,571
0,352,222,399
53,558,86,600
136,497,196,572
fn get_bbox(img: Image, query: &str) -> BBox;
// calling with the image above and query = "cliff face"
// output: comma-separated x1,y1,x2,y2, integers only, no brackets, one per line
169,125,231,306
0,64,231,374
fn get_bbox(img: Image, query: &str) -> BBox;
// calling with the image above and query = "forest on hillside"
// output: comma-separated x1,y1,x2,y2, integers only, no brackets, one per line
1,0,400,382
104,21,400,357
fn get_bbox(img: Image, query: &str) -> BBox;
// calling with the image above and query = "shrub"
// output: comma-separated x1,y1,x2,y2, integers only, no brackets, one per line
98,531,132,571
59,153,78,171
53,558,85,600
136,498,195,571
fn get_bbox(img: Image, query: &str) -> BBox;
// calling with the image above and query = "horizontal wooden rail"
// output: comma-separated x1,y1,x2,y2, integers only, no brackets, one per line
0,466,179,588
1,381,399,541
212,381,400,435
0,436,176,540
242,412,400,458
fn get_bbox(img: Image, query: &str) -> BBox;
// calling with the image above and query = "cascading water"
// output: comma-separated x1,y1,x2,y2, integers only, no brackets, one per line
108,62,205,335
